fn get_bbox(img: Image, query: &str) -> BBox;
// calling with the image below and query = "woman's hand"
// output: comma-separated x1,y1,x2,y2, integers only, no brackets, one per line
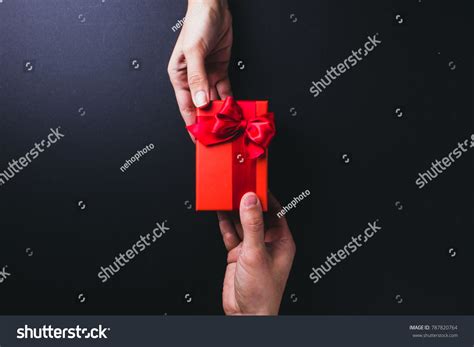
168,0,233,140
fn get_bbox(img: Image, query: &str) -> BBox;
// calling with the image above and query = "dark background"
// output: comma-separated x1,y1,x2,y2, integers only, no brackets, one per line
0,0,472,315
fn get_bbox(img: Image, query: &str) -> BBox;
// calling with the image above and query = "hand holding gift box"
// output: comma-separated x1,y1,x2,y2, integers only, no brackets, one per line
187,97,275,211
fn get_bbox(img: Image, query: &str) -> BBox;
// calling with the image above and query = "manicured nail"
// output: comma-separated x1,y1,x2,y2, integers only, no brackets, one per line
194,90,208,107
243,193,258,207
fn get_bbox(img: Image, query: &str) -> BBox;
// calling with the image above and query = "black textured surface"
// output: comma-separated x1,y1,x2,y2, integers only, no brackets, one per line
0,0,472,314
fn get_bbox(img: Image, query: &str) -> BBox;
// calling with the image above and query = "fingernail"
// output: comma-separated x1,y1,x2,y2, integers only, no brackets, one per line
243,193,258,207
194,90,208,107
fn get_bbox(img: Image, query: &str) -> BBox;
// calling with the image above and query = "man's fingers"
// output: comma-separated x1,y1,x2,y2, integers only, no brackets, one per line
239,192,265,250
230,212,243,240
216,78,232,99
217,212,241,251
183,48,210,108
265,192,289,230
271,236,296,276
265,193,296,268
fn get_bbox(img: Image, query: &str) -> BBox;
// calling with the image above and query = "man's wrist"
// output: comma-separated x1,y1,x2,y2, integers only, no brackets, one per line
188,0,228,8
254,304,280,316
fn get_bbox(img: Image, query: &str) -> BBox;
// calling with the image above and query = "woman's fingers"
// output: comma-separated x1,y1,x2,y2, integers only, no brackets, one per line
216,78,232,99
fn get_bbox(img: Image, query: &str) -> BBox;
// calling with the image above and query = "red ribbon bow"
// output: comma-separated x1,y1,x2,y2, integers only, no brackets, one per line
187,97,275,159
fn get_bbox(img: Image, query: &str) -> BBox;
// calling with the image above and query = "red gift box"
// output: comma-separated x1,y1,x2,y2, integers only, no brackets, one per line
187,97,275,211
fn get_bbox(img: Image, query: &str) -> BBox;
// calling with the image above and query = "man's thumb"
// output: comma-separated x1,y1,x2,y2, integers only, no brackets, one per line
240,192,265,249
184,48,209,108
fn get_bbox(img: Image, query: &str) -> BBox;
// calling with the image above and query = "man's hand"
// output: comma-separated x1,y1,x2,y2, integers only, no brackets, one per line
218,193,296,315
168,0,233,140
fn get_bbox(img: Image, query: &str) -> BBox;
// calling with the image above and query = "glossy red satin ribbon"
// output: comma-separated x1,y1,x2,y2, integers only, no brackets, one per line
187,96,275,159
231,102,257,209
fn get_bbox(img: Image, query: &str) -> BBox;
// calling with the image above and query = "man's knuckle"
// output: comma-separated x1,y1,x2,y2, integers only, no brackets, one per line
244,216,264,230
223,232,235,245
242,248,266,265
